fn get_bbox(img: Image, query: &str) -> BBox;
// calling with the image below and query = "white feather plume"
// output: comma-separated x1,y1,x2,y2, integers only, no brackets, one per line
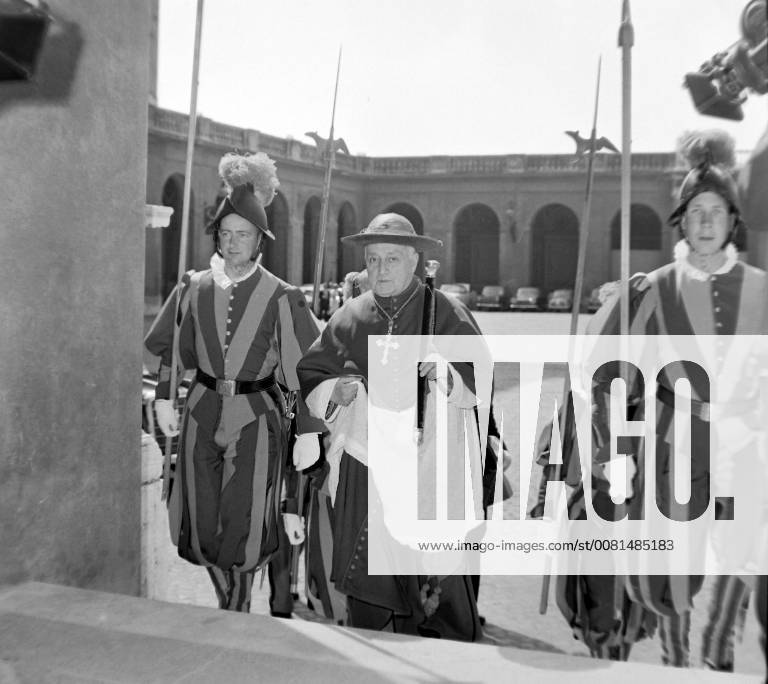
218,152,279,207
675,129,736,170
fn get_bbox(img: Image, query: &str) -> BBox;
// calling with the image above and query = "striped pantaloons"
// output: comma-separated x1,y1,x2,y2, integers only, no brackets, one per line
207,566,257,612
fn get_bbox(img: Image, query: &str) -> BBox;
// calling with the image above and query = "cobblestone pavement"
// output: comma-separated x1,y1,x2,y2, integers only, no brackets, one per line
144,313,766,676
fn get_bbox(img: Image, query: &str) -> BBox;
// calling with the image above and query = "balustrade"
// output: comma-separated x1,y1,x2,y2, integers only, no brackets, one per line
148,105,678,177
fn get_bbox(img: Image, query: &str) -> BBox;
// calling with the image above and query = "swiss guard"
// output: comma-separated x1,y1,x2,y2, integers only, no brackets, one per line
145,152,324,613
556,130,768,666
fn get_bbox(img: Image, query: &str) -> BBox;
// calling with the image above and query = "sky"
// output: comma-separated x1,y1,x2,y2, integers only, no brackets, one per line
157,0,768,157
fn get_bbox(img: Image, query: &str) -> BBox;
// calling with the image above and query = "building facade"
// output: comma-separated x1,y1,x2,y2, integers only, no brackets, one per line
146,104,698,310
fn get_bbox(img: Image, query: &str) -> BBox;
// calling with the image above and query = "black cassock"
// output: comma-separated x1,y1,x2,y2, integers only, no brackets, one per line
297,277,484,641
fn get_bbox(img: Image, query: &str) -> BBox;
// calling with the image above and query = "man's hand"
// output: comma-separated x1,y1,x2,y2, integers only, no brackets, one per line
419,361,438,382
154,399,179,437
293,433,320,470
282,513,305,545
330,376,360,407
602,455,637,500
419,360,454,394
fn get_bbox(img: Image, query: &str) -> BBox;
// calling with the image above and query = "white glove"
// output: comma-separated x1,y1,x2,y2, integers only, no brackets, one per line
602,455,637,500
282,513,305,545
419,353,457,396
154,399,179,437
293,433,320,470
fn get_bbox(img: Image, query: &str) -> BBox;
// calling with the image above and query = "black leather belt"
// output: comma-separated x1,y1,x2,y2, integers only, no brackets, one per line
657,385,711,421
196,369,276,397
657,385,755,423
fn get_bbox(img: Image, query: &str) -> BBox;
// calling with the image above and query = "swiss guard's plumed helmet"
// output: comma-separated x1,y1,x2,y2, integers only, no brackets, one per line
205,152,280,243
669,130,744,237
206,184,273,239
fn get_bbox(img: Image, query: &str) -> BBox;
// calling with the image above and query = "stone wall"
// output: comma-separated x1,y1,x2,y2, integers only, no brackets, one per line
0,0,149,593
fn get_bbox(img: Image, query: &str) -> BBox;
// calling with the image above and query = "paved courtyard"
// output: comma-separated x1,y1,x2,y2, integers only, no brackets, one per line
143,312,766,677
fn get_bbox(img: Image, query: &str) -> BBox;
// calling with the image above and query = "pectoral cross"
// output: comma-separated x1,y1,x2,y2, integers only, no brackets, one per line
376,324,399,366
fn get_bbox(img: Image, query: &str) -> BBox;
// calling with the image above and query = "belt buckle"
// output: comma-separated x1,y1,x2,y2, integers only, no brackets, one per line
216,379,236,397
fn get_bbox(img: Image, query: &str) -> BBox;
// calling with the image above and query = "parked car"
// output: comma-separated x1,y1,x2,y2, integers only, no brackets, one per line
584,287,602,313
300,282,342,320
476,285,508,311
546,288,574,312
509,286,542,311
439,283,477,310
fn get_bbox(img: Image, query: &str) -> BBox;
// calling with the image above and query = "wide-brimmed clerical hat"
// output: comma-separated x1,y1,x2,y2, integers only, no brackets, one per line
341,213,442,250
205,183,275,239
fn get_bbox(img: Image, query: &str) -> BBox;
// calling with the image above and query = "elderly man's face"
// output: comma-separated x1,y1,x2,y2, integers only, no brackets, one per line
365,243,418,297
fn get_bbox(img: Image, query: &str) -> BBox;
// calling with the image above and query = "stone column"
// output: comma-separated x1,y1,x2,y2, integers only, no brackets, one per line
0,1,149,594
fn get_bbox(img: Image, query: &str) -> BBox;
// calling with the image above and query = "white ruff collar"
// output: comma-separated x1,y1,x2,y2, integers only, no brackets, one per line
673,239,738,282
209,253,261,289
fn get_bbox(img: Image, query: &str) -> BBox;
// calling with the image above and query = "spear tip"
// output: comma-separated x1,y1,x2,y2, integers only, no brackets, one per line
618,0,635,47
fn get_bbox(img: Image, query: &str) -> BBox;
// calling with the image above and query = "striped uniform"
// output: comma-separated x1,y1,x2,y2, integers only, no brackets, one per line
145,265,324,611
304,458,347,623
700,574,751,671
756,574,768,667
580,254,768,666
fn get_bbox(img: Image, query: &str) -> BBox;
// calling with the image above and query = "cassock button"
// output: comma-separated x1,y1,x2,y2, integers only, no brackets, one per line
716,322,723,328
227,318,232,323
715,307,721,313
713,291,719,297
350,564,356,570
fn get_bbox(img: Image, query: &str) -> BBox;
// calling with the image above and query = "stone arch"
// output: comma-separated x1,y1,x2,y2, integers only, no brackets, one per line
609,203,664,277
530,203,579,292
302,196,322,284
336,202,359,282
263,191,290,280
453,203,500,290
160,173,194,300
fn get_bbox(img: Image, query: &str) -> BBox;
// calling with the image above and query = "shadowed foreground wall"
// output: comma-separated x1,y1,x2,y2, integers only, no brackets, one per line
0,1,149,593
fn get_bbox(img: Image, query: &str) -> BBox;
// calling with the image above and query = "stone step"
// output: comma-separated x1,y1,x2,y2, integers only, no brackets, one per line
0,582,760,683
